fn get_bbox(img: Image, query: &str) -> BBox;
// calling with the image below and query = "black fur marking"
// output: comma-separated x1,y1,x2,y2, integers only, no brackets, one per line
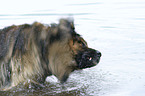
39,40,52,77
0,60,11,88
1,25,16,32
40,40,47,61
13,31,25,53
12,24,31,56
75,48,101,69
0,26,16,59
49,29,62,44
0,31,8,59
60,73,69,84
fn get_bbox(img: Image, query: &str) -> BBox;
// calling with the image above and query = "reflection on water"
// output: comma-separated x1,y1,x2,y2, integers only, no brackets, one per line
1,0,145,96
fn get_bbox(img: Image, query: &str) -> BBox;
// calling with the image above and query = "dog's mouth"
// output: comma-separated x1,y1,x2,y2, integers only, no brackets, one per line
75,48,101,69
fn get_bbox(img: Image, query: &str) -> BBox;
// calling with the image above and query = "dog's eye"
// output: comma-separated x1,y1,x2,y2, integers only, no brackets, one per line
81,42,86,47
78,41,86,47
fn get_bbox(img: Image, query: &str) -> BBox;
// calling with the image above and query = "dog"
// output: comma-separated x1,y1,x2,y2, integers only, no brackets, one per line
0,18,101,90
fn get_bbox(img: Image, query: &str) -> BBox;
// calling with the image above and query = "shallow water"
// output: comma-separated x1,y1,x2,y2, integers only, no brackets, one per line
0,0,145,96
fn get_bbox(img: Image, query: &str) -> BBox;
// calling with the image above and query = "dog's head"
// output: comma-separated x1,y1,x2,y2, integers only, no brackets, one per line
58,19,101,69
47,18,101,83
69,33,101,69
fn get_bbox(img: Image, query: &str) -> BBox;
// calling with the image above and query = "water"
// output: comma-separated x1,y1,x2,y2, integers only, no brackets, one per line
0,0,145,96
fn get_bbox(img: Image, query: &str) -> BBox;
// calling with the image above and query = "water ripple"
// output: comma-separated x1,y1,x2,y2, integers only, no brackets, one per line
66,2,103,6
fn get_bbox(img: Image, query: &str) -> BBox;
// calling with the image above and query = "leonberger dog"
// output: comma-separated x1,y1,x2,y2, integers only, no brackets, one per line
0,18,101,91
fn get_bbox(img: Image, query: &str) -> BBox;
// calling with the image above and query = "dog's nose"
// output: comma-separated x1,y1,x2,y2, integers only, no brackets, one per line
96,50,101,57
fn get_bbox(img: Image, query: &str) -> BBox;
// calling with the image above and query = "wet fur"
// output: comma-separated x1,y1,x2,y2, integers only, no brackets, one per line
0,19,101,90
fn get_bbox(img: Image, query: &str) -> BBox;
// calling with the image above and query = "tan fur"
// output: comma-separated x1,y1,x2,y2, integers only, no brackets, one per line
0,18,98,91
48,41,77,81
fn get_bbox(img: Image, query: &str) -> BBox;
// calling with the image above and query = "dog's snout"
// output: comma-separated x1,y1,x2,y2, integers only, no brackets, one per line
96,51,101,57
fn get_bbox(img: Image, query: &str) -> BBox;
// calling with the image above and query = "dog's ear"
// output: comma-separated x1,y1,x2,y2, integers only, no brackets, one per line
59,18,75,34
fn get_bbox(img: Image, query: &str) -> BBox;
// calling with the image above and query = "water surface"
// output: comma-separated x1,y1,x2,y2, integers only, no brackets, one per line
0,0,145,96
